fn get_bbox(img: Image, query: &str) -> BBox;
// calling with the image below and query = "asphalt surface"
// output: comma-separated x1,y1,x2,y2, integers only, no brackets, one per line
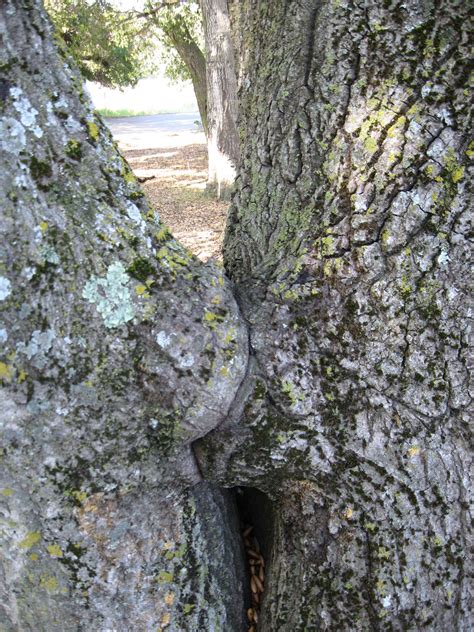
105,112,205,150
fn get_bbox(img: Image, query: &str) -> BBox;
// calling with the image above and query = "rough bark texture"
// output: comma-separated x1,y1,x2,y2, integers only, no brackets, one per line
201,0,240,200
1,0,472,630
198,0,473,629
0,2,248,629
161,17,208,136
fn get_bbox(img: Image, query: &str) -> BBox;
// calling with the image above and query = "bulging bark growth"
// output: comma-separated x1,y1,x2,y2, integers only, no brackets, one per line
0,2,247,629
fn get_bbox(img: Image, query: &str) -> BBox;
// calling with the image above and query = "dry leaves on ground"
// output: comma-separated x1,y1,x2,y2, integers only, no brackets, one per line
124,144,228,261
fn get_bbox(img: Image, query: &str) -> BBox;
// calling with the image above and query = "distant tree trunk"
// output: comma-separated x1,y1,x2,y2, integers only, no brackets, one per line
201,0,239,200
161,16,208,136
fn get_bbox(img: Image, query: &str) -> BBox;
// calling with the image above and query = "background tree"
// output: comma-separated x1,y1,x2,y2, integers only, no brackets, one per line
146,0,208,134
201,0,239,199
1,1,471,631
45,0,209,131
45,0,158,88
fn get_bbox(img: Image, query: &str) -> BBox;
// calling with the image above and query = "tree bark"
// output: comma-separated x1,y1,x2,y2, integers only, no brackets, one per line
198,0,473,629
161,16,209,136
201,0,240,200
1,0,472,630
0,2,248,629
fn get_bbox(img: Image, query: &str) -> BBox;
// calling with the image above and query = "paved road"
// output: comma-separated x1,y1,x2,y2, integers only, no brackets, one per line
105,112,205,150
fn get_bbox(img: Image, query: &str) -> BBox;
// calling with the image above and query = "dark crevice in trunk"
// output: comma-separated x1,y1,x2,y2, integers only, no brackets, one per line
235,487,275,566
234,486,275,630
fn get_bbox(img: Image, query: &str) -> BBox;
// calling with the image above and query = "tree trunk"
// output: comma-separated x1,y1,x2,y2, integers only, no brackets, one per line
198,0,473,629
161,17,209,136
0,2,248,629
201,0,240,200
1,0,472,630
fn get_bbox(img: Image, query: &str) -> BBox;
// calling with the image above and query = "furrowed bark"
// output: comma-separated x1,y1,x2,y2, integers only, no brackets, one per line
197,0,473,629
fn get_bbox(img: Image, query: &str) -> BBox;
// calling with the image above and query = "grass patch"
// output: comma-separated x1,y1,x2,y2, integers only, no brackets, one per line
98,105,199,118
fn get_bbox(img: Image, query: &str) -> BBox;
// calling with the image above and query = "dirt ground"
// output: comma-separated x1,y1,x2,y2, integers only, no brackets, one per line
123,144,228,261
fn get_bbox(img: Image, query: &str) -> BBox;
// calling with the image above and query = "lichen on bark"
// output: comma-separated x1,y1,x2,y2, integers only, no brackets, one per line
0,1,247,628
199,0,472,629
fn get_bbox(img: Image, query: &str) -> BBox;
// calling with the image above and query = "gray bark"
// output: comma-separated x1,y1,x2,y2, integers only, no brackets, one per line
0,2,247,629
201,0,240,200
0,0,472,630
199,0,473,629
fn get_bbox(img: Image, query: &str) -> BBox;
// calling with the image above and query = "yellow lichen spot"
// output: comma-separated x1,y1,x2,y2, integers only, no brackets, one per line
164,592,175,606
365,522,377,532
433,535,443,547
163,541,174,550
377,546,390,560
19,531,41,549
203,311,217,323
47,544,63,558
0,362,13,382
451,166,464,183
344,507,354,520
40,575,59,593
211,295,222,305
157,570,174,583
223,328,236,345
376,579,386,595
155,227,170,242
29,553,39,561
1,488,14,496
18,369,27,383
220,366,229,377
135,284,147,296
407,445,420,458
218,275,224,287
466,140,474,159
364,137,378,154
71,490,88,504
123,170,136,184
39,221,48,233
161,613,171,627
87,121,99,141
84,380,93,388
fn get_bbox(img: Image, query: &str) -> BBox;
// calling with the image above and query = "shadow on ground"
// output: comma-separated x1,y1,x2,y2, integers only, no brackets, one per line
124,144,228,262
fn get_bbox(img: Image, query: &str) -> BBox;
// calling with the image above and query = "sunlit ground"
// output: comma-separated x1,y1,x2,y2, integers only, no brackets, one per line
129,144,227,261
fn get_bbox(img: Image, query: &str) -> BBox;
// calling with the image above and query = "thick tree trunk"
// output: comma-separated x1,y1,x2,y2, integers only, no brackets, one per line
1,0,472,630
0,2,248,629
201,0,240,200
198,0,473,629
161,18,208,136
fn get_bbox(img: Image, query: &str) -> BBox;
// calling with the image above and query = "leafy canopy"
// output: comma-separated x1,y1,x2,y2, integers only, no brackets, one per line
45,0,203,88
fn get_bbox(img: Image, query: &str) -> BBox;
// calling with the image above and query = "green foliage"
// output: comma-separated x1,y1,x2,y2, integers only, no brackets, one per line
45,0,204,89
146,1,204,83
45,0,158,88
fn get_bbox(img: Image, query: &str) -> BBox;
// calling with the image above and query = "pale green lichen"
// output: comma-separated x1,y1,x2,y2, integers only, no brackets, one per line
19,531,41,549
82,262,135,328
39,244,60,264
0,276,12,300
